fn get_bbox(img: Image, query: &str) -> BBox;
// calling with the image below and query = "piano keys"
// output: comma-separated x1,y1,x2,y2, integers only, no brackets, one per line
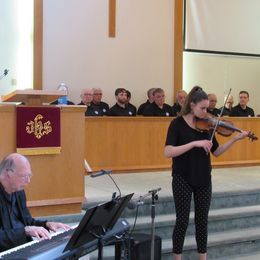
0,219,130,259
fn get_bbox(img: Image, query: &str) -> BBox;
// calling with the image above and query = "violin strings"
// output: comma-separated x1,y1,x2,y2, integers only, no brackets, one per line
210,88,232,141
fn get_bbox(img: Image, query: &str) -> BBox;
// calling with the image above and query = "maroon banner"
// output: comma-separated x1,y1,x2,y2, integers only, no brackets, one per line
16,107,61,155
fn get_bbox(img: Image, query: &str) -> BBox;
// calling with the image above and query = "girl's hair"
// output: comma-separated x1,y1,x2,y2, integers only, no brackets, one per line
179,86,208,116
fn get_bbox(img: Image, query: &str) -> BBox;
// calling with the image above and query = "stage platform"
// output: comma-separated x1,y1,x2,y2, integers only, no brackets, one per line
42,166,260,259
84,166,260,260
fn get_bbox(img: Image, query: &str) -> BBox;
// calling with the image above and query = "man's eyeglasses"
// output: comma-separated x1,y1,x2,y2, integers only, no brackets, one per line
7,169,32,181
17,174,33,181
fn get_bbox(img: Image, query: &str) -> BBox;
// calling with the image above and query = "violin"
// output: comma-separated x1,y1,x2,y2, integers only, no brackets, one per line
195,113,258,142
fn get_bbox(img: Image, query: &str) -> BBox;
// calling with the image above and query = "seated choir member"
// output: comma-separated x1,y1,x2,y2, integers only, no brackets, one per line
172,90,187,116
143,88,173,116
91,88,110,116
219,95,234,116
137,88,156,115
78,88,97,116
207,93,221,116
229,90,255,117
125,90,137,115
108,88,136,116
0,153,71,252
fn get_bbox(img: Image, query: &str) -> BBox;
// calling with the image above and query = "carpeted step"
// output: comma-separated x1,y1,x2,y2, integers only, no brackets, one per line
162,226,260,260
82,188,260,218
126,204,260,239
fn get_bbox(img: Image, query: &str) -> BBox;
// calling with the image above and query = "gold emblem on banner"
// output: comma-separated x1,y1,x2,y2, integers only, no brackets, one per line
26,114,52,139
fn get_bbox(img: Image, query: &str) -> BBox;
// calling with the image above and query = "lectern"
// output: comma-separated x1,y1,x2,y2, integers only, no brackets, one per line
1,89,66,106
0,90,86,216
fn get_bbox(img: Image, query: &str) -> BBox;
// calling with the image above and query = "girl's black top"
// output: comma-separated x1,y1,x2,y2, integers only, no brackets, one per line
165,116,219,187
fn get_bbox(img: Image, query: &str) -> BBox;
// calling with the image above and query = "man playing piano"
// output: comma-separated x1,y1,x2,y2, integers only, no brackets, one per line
0,153,71,252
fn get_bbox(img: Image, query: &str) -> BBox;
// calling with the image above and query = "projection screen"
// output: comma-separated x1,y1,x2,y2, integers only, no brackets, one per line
184,0,260,57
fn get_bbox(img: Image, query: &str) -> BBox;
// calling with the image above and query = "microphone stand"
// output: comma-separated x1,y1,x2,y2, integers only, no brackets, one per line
107,172,122,200
149,188,160,260
128,188,161,260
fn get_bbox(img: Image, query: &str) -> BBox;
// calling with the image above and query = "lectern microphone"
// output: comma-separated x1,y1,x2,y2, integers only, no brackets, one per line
90,170,113,178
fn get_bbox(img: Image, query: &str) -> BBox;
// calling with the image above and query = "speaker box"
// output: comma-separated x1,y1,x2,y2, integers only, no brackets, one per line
130,233,162,260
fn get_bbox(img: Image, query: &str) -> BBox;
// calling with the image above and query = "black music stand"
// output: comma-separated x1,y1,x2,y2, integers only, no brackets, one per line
57,193,134,260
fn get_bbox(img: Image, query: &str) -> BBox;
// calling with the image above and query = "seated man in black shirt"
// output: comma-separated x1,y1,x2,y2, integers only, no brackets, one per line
219,95,234,116
108,88,136,116
143,88,173,117
137,88,156,115
78,88,97,116
91,88,110,116
172,90,187,116
126,90,137,115
207,93,221,116
0,153,70,252
230,90,255,117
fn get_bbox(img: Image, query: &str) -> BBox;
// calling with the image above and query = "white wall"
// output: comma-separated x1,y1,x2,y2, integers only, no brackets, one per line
0,0,20,94
2,0,260,115
183,52,260,115
43,0,174,107
0,0,33,94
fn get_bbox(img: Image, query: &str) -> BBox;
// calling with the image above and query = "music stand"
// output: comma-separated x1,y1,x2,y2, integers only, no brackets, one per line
58,193,134,260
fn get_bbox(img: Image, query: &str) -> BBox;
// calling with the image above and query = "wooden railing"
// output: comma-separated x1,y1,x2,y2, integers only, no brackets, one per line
85,117,260,172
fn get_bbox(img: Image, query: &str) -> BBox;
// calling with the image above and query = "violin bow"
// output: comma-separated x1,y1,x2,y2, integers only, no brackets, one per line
210,88,232,142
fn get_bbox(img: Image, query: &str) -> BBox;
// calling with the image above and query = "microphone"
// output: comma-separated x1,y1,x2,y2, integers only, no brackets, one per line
0,69,9,80
127,199,144,209
90,169,112,178
149,187,162,194
128,187,162,210
90,169,122,199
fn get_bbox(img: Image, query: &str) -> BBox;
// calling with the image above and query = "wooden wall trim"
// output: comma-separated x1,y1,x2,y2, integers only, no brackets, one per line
27,197,85,207
109,0,116,37
33,0,43,90
173,0,184,100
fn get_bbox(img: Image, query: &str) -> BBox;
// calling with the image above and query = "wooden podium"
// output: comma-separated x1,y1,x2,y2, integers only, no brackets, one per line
0,90,86,217
1,89,66,106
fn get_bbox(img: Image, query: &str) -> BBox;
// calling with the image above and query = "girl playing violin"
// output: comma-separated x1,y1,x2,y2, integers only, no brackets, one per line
164,86,248,260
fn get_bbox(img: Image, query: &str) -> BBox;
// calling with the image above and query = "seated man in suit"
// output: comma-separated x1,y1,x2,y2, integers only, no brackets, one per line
0,153,71,252
143,88,173,117
230,91,255,117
